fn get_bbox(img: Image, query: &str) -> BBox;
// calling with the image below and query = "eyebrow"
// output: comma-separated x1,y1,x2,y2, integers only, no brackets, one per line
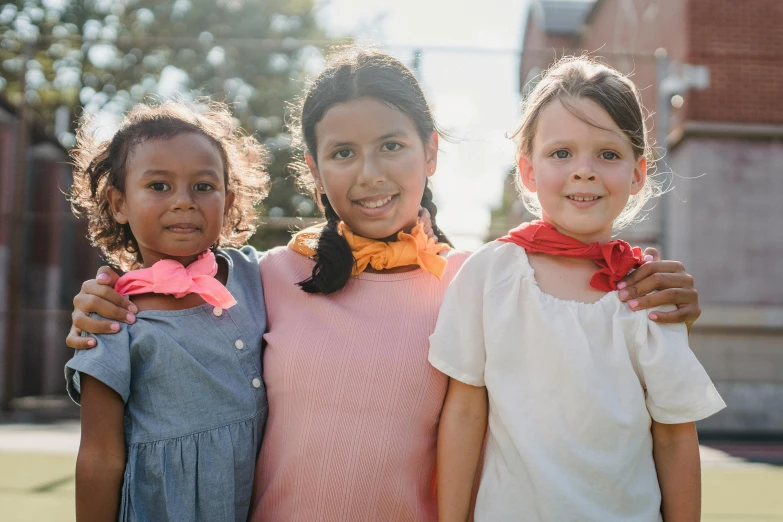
141,169,222,178
375,129,410,141
322,129,412,149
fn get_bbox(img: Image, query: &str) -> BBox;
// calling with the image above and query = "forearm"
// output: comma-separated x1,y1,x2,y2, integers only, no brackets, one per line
76,374,127,522
75,451,125,522
652,421,701,522
437,379,488,522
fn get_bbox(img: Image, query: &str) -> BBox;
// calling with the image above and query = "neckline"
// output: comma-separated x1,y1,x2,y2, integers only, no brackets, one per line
355,268,429,281
512,244,619,308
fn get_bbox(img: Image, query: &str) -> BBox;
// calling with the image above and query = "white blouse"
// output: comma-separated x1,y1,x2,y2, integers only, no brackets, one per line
429,241,725,522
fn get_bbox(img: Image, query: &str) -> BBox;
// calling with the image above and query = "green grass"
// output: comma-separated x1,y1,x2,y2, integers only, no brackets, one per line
1,452,781,521
0,452,75,522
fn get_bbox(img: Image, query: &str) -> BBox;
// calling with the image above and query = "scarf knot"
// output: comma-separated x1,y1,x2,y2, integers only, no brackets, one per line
288,221,452,279
114,251,237,309
498,221,643,292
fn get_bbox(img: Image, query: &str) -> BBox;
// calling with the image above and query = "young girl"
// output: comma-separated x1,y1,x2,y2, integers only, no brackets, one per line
66,47,704,521
430,57,726,522
65,100,269,522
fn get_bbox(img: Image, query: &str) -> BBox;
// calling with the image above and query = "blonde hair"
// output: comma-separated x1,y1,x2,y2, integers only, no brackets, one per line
512,56,661,231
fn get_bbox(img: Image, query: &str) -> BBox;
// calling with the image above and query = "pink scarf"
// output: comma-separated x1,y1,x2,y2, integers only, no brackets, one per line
498,220,643,292
114,251,236,309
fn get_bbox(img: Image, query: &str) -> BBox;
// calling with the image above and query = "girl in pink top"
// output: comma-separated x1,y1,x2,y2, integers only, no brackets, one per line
68,46,705,521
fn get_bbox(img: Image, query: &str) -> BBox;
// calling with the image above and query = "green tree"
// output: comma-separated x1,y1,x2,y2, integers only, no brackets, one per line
0,0,333,249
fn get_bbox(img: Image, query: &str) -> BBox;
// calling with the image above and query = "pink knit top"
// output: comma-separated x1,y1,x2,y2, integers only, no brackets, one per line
248,246,470,522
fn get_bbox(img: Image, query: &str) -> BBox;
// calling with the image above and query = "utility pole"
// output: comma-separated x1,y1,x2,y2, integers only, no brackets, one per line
654,48,671,258
655,48,710,259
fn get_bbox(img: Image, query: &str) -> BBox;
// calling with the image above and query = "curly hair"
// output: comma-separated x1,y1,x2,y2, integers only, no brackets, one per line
288,45,451,294
70,99,269,271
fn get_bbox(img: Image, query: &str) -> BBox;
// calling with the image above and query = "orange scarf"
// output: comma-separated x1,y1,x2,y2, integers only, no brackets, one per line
288,222,452,279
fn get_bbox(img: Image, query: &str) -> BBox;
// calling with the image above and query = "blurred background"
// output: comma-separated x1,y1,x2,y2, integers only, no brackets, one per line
0,0,781,520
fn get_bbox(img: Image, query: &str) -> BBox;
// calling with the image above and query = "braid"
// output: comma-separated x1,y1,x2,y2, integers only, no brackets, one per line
297,194,355,294
421,179,453,247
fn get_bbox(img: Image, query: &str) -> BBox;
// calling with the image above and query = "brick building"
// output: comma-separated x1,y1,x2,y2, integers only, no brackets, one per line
490,0,783,433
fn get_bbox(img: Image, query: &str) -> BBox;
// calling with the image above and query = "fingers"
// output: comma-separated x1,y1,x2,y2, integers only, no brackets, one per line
418,207,435,238
72,308,123,335
66,325,97,350
618,261,690,301
648,303,701,327
96,265,121,286
642,247,660,262
77,279,137,317
624,287,696,312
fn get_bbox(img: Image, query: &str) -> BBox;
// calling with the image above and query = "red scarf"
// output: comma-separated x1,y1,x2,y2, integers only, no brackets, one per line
498,221,643,292
114,251,236,309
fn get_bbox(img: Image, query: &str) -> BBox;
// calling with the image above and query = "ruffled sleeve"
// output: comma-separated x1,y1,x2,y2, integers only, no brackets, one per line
633,307,726,424
428,252,487,387
64,316,132,404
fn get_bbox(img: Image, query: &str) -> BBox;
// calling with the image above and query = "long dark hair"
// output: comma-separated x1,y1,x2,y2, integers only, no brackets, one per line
291,46,451,295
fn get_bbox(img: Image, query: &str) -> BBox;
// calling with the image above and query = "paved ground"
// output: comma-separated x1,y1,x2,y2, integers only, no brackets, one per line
1,421,781,522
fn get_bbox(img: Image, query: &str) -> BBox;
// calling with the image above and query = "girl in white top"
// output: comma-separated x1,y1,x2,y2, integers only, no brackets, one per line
429,56,726,522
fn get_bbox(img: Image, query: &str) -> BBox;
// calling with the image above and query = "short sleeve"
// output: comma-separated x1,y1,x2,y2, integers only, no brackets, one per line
238,245,264,263
64,318,132,404
428,256,487,387
633,308,726,424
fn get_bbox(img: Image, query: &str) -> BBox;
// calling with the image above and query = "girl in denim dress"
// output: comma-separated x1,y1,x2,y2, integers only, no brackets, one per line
64,100,269,522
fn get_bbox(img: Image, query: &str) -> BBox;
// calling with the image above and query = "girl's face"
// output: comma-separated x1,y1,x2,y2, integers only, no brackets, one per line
306,96,437,239
108,132,234,267
519,97,646,244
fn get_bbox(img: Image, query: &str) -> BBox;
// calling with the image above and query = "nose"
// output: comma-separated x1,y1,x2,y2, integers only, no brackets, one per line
570,158,597,182
170,186,197,211
357,155,385,186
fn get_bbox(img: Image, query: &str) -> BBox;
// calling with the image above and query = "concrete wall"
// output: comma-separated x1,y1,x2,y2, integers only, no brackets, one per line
668,137,783,305
670,135,783,433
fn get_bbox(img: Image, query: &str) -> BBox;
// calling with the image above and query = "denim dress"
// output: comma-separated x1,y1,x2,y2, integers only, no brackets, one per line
65,246,268,522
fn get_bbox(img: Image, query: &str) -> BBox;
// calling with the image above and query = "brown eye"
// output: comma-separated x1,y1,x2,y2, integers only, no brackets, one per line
195,183,214,192
333,148,354,159
382,142,403,152
149,182,169,191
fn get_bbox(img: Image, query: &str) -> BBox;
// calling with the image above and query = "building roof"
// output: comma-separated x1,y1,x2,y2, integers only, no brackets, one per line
541,0,595,35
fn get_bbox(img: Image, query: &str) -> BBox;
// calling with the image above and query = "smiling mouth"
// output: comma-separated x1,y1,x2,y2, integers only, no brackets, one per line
165,224,201,234
354,194,397,209
567,195,602,202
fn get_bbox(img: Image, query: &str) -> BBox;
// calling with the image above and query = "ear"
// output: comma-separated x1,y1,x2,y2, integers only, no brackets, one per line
223,190,236,218
305,153,323,191
424,132,438,177
517,155,537,193
630,156,648,196
106,186,129,224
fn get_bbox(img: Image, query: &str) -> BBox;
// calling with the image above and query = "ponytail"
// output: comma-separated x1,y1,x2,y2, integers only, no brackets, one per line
297,195,355,294
420,179,452,247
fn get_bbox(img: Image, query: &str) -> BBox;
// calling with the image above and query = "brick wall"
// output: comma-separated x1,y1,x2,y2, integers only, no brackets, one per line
686,0,783,124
